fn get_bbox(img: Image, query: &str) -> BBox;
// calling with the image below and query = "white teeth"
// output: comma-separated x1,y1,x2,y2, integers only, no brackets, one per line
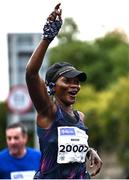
69,91,77,95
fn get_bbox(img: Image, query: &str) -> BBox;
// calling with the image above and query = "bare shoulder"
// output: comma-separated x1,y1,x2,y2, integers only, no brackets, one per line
77,111,86,122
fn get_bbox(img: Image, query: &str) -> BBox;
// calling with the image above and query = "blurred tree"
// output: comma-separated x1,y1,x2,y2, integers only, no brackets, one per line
75,76,129,169
58,17,79,43
0,102,8,149
102,75,129,168
92,30,129,89
109,44,129,79
95,29,128,49
74,85,104,149
49,40,90,70
48,17,129,169
49,19,129,91
74,84,112,150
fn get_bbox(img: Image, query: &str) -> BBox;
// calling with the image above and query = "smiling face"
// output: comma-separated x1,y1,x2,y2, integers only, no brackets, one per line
54,76,80,106
6,127,28,158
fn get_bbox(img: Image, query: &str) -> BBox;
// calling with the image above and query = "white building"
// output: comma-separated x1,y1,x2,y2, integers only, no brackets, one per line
7,33,48,132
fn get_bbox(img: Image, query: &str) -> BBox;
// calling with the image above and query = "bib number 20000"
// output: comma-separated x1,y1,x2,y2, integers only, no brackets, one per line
59,144,88,153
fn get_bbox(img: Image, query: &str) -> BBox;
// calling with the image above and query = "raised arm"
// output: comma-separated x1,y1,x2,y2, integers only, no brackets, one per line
26,3,62,118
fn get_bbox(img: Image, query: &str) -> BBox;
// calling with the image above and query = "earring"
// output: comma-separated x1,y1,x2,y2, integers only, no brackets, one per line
48,82,55,96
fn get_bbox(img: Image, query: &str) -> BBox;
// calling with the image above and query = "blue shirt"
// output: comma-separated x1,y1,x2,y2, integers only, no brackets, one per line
0,147,41,179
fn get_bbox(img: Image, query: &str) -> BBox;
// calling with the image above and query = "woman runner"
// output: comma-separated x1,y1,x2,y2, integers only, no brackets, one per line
26,3,102,179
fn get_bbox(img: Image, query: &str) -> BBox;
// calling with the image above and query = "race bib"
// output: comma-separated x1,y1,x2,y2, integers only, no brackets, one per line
57,126,89,164
11,170,36,180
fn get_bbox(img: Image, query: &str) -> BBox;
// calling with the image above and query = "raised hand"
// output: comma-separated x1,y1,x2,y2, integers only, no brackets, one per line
47,3,62,21
42,3,62,43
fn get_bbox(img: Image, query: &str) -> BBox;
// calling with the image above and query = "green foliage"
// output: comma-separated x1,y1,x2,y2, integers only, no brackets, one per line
103,75,129,167
109,44,129,78
95,30,128,49
74,85,113,150
94,31,129,89
49,19,129,91
49,40,90,70
49,18,129,168
58,17,79,43
75,75,129,167
0,102,8,149
75,85,103,148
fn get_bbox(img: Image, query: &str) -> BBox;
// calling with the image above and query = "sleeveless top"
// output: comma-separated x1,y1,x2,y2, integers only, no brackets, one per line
34,106,90,179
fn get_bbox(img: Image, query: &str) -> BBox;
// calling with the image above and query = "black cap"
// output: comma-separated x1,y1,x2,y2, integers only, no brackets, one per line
45,62,87,85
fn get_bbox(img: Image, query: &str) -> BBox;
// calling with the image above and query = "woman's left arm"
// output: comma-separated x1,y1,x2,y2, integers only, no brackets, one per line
79,112,103,176
86,148,103,177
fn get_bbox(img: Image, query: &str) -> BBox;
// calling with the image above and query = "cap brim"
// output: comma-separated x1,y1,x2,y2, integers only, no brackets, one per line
63,69,87,82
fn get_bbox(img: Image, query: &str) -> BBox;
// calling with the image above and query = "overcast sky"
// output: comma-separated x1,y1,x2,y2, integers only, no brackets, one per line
0,0,129,101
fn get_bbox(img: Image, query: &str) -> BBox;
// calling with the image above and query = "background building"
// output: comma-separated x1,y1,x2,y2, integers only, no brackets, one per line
7,33,48,146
